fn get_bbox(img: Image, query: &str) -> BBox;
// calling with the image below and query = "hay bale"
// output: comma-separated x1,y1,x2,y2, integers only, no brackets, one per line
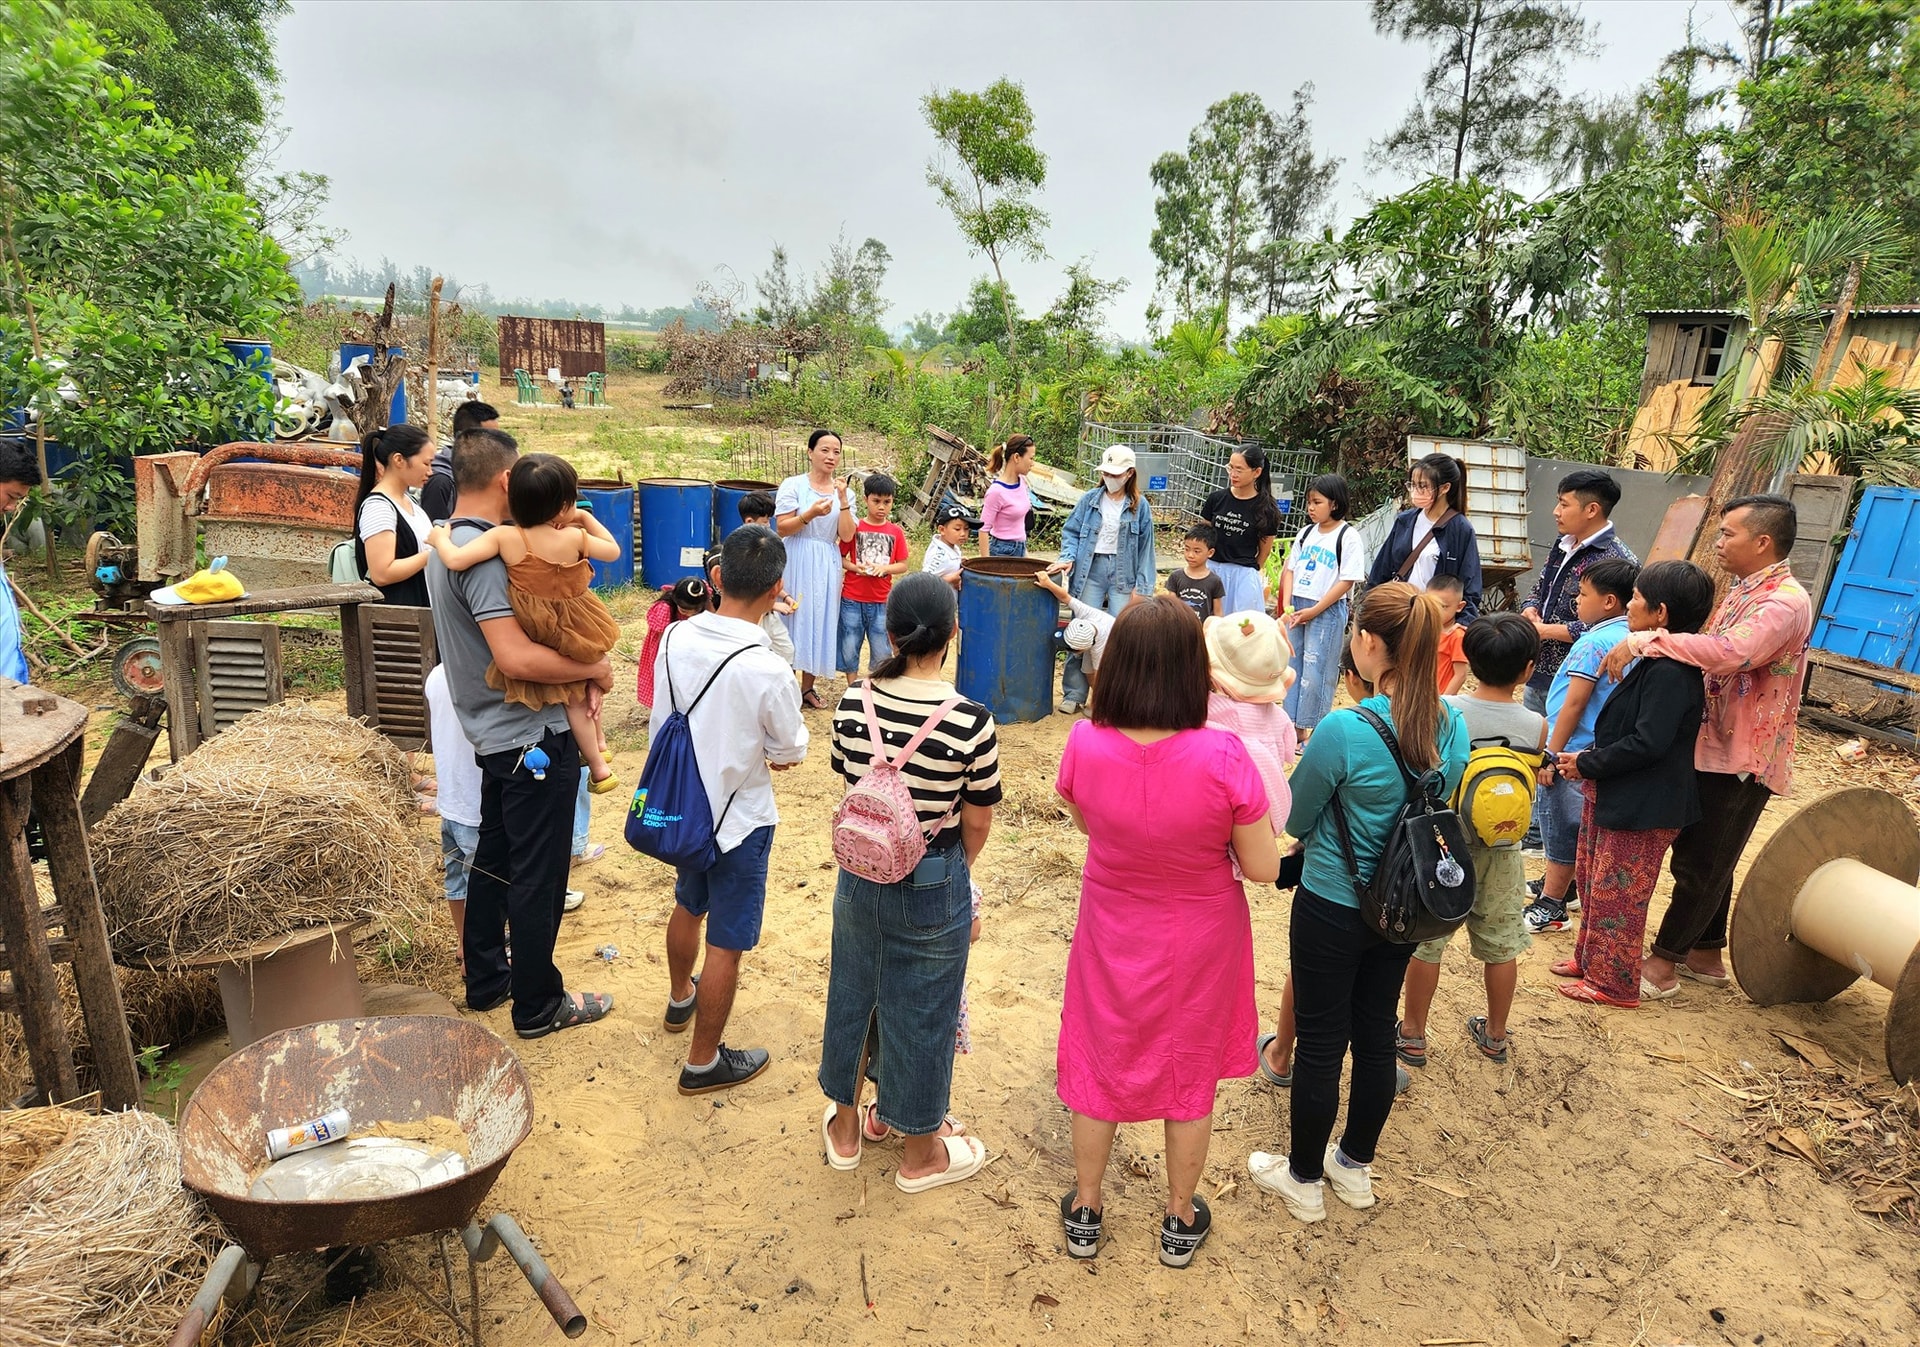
0,1109,220,1347
190,701,416,824
0,963,223,1105
93,705,425,963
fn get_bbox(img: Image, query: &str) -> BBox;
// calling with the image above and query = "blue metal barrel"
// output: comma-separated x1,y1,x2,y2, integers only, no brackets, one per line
712,478,776,542
338,342,408,424
637,478,714,589
221,338,275,441
956,557,1057,724
577,480,635,590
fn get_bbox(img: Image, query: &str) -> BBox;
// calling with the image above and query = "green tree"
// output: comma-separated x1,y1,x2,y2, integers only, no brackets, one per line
1371,0,1594,181
65,0,287,177
1719,0,1920,275
0,4,298,547
1149,87,1338,322
923,79,1048,364
948,277,1018,354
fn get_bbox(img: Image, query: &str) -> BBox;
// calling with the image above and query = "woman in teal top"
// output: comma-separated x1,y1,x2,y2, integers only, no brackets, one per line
1247,582,1467,1224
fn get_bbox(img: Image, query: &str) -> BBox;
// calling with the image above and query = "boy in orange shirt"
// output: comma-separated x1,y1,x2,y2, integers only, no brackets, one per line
1429,574,1469,694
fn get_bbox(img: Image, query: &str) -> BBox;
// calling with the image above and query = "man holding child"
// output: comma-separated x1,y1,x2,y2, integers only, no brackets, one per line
426,428,614,1039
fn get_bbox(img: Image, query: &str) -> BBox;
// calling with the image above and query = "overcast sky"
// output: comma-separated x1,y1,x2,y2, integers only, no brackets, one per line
273,0,1743,337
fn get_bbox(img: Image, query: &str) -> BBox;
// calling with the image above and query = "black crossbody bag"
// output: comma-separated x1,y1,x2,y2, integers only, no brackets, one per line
1328,707,1476,944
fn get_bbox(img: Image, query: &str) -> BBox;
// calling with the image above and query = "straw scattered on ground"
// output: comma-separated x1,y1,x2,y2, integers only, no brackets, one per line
0,963,222,1105
92,704,425,962
0,1109,220,1347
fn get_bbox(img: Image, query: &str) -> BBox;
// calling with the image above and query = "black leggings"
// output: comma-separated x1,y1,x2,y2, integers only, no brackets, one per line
1288,886,1415,1180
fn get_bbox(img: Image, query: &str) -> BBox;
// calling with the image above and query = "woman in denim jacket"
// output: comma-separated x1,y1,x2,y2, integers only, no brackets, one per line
1050,445,1157,713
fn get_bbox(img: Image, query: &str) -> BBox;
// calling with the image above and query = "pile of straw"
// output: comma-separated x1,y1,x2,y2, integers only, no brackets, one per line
0,964,223,1104
93,703,424,962
0,1109,220,1347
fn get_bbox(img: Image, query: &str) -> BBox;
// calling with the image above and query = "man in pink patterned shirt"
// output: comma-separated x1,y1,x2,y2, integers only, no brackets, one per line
1599,495,1813,996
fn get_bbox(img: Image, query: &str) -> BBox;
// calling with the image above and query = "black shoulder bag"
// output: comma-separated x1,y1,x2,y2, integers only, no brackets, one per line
1328,706,1476,944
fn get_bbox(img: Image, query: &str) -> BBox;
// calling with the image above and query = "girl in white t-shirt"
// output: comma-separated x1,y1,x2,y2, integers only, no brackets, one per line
1279,475,1366,737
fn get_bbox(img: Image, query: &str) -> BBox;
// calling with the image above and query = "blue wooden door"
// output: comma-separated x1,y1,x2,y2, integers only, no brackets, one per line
1812,486,1920,671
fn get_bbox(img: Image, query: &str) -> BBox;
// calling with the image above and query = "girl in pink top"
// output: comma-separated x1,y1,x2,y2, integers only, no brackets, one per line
979,434,1038,557
1203,612,1299,874
1054,597,1280,1269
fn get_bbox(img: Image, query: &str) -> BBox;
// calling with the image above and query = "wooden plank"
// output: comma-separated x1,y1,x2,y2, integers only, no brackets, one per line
156,618,199,760
355,605,435,749
145,582,381,624
0,775,78,1104
1670,326,1703,383
79,695,165,829
1785,472,1857,615
1801,704,1918,748
1640,321,1678,404
193,622,283,741
37,742,139,1109
341,602,368,720
1808,648,1920,693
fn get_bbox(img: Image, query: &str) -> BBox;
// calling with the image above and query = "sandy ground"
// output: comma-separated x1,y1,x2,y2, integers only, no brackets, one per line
424,638,1916,1347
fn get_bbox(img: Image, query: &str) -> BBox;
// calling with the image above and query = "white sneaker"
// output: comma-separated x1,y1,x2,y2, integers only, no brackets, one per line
1322,1143,1376,1209
1056,699,1082,715
1247,1151,1325,1223
563,888,584,913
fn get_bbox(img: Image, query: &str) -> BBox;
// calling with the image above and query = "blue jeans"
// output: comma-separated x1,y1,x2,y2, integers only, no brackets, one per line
836,598,891,675
572,767,590,856
442,819,479,905
1538,774,1584,867
1061,553,1129,706
818,841,972,1136
987,536,1026,557
1283,594,1348,729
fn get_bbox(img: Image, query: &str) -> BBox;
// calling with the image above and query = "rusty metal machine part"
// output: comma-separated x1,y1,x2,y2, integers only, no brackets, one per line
137,443,363,589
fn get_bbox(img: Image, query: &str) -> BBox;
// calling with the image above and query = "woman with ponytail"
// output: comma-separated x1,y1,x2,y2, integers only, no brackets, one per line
354,423,435,607
979,434,1038,557
819,572,1000,1193
1200,446,1283,615
1247,582,1468,1224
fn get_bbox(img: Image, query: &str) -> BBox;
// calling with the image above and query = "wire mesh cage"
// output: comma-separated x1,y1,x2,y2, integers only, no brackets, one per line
1076,422,1323,552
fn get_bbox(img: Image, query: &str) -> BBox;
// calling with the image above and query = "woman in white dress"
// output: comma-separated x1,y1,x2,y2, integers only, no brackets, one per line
776,429,858,708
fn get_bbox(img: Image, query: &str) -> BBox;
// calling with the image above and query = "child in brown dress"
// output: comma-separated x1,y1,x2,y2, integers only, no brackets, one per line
428,453,624,791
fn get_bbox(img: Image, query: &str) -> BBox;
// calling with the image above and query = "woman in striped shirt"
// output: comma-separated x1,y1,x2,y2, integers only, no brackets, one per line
819,573,1001,1193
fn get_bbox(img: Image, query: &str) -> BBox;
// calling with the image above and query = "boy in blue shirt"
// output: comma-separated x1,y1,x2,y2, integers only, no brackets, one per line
1523,558,1638,935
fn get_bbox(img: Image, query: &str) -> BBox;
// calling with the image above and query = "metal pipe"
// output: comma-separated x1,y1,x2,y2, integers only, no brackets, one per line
462,1214,587,1338
168,1244,259,1347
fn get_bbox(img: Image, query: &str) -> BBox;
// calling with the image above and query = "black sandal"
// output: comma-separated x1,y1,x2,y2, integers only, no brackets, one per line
518,990,613,1039
1061,1190,1102,1259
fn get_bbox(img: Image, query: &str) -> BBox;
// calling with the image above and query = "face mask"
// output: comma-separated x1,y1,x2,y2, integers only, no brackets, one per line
1102,474,1127,492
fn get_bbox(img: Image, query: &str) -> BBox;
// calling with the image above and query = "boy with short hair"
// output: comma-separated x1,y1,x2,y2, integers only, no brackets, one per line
1166,523,1226,619
922,503,970,590
734,496,797,664
837,473,909,676
1428,574,1470,694
1397,614,1547,1068
1523,558,1638,935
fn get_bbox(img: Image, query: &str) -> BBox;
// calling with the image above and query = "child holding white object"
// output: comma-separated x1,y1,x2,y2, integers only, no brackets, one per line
428,452,624,792
1203,612,1298,874
922,504,971,590
1032,570,1114,706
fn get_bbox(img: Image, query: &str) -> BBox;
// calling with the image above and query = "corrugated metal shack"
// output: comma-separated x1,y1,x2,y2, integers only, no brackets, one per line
496,316,607,384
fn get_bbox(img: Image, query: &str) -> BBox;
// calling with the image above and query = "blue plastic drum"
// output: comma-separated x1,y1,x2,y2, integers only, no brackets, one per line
577,481,635,590
636,478,715,589
956,556,1057,724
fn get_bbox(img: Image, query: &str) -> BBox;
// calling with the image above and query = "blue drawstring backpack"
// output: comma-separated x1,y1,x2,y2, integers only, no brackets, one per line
625,626,754,871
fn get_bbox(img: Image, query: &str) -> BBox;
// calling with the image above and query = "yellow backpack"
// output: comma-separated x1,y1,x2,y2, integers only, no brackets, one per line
1452,738,1543,849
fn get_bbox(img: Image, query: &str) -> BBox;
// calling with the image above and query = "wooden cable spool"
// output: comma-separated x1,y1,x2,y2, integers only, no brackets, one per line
1730,786,1920,1084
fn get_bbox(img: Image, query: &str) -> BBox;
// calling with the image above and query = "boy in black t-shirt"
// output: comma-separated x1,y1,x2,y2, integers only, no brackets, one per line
1165,524,1226,619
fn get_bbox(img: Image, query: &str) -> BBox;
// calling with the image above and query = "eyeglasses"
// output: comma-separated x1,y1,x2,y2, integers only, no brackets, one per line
1405,479,1434,495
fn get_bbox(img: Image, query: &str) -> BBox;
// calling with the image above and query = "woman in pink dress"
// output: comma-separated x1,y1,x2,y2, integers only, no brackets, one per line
1053,597,1281,1270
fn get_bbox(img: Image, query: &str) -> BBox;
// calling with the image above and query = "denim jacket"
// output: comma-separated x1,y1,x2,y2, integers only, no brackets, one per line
1059,488,1156,600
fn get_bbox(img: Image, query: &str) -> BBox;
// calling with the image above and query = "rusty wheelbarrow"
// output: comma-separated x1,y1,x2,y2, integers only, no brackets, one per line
170,1015,584,1346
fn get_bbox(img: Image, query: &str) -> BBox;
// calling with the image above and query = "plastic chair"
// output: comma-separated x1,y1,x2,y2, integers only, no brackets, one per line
585,372,606,407
513,369,540,405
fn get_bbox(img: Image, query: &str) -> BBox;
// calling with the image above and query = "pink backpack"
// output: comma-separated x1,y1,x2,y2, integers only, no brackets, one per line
832,683,963,884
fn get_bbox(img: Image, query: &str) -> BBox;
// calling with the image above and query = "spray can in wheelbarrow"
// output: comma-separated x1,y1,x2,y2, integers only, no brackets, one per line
266,1107,351,1160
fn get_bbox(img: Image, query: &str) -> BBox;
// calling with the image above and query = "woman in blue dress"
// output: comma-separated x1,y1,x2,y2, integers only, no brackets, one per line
777,429,858,708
